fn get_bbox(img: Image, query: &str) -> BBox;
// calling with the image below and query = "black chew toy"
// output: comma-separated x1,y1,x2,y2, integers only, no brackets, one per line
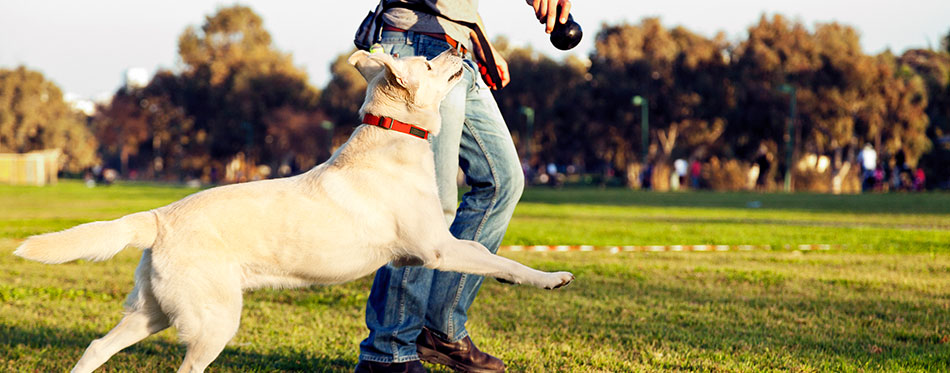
549,8,582,50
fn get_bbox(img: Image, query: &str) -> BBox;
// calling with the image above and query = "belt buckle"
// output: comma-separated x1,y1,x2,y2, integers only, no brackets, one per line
377,116,391,129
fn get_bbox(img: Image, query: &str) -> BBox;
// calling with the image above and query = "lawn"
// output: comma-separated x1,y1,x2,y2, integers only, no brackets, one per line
2,181,949,372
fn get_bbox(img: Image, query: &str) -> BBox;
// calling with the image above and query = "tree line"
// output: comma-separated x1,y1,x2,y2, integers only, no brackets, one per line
2,6,948,191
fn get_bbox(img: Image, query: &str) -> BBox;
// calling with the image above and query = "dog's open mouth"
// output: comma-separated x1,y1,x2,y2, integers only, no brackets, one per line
448,67,463,82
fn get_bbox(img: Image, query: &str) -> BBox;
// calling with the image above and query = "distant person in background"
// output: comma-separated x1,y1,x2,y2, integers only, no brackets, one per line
674,158,687,189
752,144,772,190
546,162,561,186
747,163,760,191
891,164,902,191
914,168,926,191
92,164,103,183
893,150,911,191
690,159,702,189
640,162,653,190
873,165,885,192
857,143,877,192
83,169,96,188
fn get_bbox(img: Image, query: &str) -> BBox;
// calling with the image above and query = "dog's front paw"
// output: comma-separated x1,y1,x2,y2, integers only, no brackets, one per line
542,271,574,290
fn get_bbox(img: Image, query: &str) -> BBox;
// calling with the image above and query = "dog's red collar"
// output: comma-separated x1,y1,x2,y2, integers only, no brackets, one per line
362,114,430,140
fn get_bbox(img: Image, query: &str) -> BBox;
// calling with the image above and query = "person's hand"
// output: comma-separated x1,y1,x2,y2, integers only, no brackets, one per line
491,44,511,89
472,38,511,89
527,0,572,33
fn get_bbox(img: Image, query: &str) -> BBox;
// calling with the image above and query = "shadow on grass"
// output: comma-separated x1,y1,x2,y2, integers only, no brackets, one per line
0,322,354,372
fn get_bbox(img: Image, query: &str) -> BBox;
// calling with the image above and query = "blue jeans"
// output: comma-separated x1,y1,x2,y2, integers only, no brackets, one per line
358,31,525,363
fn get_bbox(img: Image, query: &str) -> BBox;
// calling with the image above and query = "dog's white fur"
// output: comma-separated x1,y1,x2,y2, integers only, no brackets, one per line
14,49,573,373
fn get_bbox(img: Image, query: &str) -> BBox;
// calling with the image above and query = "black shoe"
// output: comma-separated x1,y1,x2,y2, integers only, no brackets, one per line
416,327,506,373
355,359,426,373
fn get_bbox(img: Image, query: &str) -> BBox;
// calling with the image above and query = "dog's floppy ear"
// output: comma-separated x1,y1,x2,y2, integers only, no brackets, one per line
347,50,411,88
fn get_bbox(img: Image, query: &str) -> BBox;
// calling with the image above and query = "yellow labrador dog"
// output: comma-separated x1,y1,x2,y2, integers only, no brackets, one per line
14,49,573,373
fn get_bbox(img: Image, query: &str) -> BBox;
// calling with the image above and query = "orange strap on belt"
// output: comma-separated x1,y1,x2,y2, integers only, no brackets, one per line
382,25,469,56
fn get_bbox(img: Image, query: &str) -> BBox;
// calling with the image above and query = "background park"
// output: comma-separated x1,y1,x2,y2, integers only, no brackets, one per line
2,1,950,371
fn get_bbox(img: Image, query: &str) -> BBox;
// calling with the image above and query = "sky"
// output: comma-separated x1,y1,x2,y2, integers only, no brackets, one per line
1,0,948,100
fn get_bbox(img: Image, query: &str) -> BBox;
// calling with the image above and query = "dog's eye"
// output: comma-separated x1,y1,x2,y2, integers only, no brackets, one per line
425,62,433,71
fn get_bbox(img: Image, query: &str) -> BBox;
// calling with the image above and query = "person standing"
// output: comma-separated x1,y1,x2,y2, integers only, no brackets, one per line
914,168,926,191
857,143,877,192
689,158,702,189
673,158,687,190
353,1,573,372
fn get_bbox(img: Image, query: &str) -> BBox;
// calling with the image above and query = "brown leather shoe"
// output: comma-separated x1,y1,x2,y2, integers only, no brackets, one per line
355,359,427,373
416,327,506,373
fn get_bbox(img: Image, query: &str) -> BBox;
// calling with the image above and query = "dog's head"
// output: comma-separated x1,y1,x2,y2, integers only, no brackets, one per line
348,49,465,136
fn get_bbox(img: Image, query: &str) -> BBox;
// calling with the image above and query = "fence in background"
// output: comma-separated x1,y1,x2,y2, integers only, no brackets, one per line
0,149,61,186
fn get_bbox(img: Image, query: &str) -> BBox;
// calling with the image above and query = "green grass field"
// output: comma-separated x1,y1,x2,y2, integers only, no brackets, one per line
2,181,949,372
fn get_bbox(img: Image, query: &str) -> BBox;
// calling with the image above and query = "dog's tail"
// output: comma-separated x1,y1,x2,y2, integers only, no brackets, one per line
14,211,158,264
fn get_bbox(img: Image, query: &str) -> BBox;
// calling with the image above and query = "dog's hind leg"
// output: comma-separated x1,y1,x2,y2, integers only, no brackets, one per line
165,269,243,373
72,250,170,373
174,294,242,373
426,239,574,289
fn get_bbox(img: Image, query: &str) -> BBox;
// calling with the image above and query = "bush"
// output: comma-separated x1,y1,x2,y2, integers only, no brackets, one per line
703,157,753,191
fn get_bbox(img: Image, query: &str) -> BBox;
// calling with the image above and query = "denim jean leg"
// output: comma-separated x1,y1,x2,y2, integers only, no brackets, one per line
359,32,474,363
361,264,433,363
424,76,525,342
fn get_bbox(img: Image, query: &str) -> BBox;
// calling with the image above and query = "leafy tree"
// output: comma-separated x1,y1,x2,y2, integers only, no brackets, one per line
83,8,947,190
805,22,871,154
264,106,331,172
493,39,590,170
900,49,950,185
0,66,98,172
730,15,816,177
729,16,932,189
94,71,198,179
93,88,151,175
587,19,732,187
95,5,322,180
866,54,930,167
319,51,367,149
176,5,320,169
